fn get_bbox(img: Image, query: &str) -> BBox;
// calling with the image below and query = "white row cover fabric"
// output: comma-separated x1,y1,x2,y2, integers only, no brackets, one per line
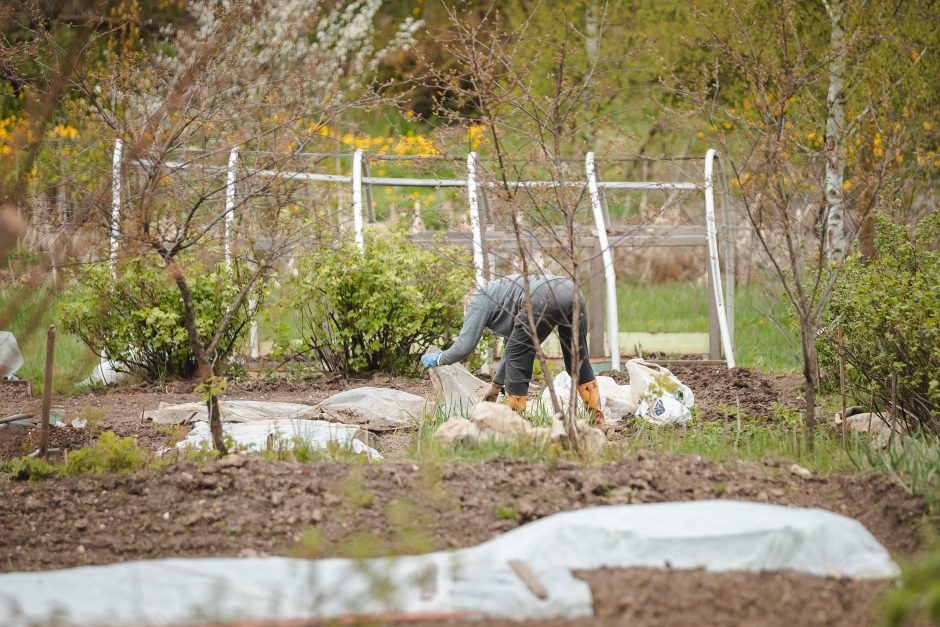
316,386,427,430
82,357,130,386
144,388,425,432
430,363,491,415
178,418,380,459
0,501,897,626
145,400,315,425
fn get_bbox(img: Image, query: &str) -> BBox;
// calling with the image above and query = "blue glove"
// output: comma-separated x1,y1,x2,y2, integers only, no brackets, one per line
421,352,441,368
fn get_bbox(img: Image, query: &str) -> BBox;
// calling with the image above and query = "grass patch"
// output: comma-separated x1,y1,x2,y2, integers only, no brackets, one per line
1,286,98,394
615,281,799,373
882,543,940,627
622,415,860,474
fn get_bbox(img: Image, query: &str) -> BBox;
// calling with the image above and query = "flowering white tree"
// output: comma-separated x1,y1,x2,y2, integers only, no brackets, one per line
76,0,422,453
168,0,421,111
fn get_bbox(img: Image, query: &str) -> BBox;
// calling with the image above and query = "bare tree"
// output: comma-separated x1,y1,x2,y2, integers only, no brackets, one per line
63,0,419,452
692,0,929,447
424,2,633,450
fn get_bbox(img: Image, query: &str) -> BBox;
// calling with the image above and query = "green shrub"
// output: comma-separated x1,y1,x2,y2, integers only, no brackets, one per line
882,544,940,627
819,213,940,436
280,233,472,374
0,456,57,481
62,431,147,475
1,432,149,480
61,257,256,381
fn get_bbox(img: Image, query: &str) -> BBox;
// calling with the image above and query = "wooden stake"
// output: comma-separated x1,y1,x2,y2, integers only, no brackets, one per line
39,325,56,459
508,560,548,599
837,322,847,446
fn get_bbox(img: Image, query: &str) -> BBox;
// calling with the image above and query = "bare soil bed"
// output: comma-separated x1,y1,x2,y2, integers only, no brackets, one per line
0,454,927,574
416,568,893,627
0,367,928,626
0,373,430,458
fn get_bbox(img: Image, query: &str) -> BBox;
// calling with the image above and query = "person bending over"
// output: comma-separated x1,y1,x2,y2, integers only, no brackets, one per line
421,274,604,425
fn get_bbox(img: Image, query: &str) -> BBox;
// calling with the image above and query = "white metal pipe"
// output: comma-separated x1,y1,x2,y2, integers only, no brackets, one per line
466,152,486,289
145,159,699,190
352,148,364,253
224,146,238,269
704,149,736,368
248,294,259,359
585,152,620,371
111,138,123,278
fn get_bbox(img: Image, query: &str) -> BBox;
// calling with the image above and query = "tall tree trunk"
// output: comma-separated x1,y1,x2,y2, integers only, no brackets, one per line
165,257,226,454
583,1,599,149
824,0,847,262
207,392,227,456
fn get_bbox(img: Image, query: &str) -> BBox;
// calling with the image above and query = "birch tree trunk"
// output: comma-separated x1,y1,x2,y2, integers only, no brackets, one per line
584,2,599,148
824,0,847,262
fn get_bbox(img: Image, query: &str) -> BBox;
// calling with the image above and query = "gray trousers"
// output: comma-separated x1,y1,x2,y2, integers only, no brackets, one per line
498,278,595,396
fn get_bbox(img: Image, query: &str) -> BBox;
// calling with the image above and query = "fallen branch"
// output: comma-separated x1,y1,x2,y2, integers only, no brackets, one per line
0,413,35,425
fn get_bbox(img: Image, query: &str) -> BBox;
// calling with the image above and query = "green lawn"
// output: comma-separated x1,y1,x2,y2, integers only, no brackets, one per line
1,286,97,394
615,281,800,373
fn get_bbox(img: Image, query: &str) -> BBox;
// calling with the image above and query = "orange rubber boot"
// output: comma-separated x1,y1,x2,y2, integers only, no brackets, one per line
505,393,527,414
577,380,606,427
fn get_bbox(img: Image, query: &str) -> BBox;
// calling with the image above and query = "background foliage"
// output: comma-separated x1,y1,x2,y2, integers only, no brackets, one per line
820,213,940,436
61,258,255,381
276,233,471,374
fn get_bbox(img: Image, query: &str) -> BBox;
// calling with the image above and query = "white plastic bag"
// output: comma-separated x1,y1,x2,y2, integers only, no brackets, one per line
539,372,637,422
626,358,694,425
0,331,24,379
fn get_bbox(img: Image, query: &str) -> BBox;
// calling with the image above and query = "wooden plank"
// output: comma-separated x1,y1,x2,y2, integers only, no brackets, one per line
508,560,548,599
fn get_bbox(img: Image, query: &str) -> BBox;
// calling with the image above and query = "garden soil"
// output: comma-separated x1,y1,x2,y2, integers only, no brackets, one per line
0,367,928,626
414,568,894,627
0,454,926,574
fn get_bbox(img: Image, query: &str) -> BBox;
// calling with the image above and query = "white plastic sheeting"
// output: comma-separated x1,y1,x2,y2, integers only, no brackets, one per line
144,400,314,425
144,388,427,432
430,363,490,414
0,501,898,626
317,387,427,431
81,357,129,386
177,418,380,459
0,331,24,378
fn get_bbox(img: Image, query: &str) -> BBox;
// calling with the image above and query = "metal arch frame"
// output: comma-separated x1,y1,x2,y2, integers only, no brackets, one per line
585,152,620,371
703,149,735,368
121,141,738,369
